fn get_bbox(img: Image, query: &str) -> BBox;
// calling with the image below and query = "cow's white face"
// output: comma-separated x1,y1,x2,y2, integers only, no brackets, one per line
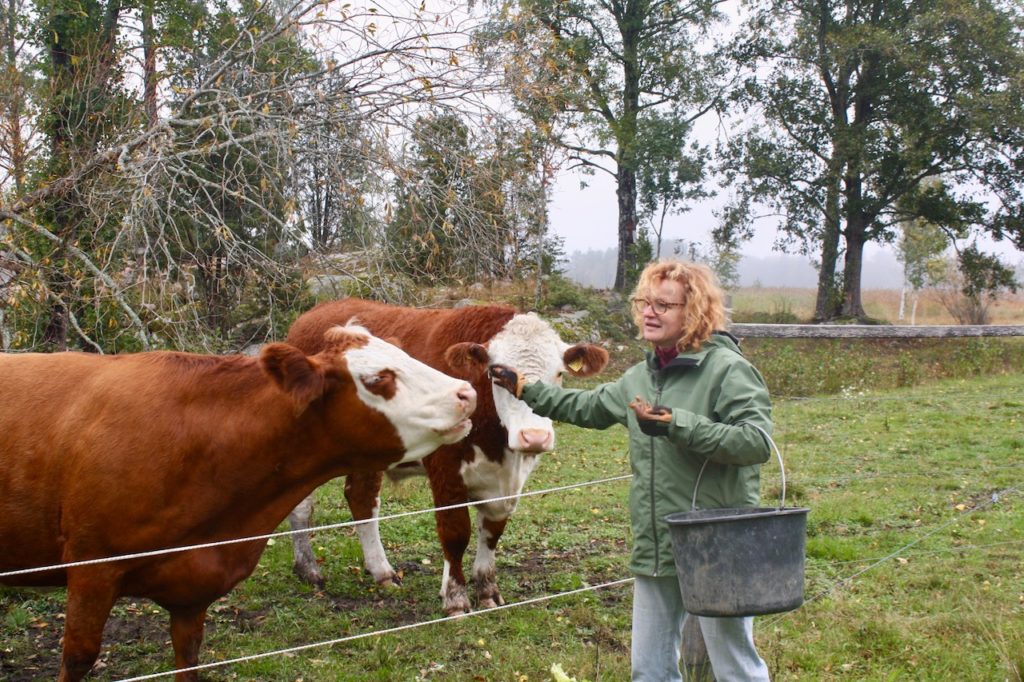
485,313,572,453
339,326,477,462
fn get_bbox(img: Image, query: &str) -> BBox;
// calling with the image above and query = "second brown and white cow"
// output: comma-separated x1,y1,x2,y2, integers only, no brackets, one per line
0,325,475,681
286,299,609,614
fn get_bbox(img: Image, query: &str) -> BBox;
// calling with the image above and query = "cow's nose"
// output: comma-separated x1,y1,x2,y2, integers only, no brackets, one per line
517,428,553,453
457,383,477,415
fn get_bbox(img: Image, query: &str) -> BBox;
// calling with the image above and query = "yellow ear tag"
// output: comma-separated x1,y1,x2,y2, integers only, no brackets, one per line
567,358,584,373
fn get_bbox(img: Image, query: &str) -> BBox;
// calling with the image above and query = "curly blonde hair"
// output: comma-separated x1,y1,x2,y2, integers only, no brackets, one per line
630,260,728,352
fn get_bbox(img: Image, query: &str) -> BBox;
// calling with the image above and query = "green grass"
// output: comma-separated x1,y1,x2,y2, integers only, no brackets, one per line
744,336,1024,397
2,368,1023,680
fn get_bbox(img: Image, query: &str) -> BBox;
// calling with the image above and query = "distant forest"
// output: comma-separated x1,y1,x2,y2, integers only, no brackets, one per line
564,246,910,291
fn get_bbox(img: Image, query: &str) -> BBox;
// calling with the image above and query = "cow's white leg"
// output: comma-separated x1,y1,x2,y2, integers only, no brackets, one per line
344,471,399,585
425,452,473,615
354,500,399,586
460,449,538,610
288,493,324,589
433,504,472,615
472,511,508,609
440,559,472,616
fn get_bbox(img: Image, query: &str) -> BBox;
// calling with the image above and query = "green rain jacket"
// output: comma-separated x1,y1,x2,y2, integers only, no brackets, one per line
520,331,773,577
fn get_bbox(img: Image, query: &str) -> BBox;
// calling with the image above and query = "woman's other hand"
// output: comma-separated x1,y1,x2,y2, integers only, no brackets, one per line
629,396,672,436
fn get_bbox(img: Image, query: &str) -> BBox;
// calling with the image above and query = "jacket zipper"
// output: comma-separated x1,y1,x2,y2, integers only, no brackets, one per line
650,376,664,576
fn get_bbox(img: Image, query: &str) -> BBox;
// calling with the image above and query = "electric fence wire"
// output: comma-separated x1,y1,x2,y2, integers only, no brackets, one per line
3,385,1017,579
0,475,633,579
108,484,1020,680
760,486,1021,629
1,392,1018,678
114,577,638,682
2,475,1017,679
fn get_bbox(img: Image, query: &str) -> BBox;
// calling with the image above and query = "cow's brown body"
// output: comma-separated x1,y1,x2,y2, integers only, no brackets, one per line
286,299,608,614
0,328,475,681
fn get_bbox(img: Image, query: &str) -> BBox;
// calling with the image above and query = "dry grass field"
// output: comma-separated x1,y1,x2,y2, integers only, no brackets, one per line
729,287,1024,325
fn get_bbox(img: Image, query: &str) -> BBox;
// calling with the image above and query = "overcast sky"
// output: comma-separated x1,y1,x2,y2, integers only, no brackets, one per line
547,168,1024,268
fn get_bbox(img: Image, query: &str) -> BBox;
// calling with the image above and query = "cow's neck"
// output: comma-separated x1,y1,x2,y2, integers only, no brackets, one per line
199,391,401,539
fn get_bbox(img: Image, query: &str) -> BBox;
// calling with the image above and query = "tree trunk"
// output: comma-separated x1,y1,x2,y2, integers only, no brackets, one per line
0,307,9,350
2,0,26,193
814,159,843,320
41,0,123,349
613,18,641,293
535,156,552,309
614,165,638,291
813,220,841,320
142,0,158,127
43,28,81,350
840,214,867,319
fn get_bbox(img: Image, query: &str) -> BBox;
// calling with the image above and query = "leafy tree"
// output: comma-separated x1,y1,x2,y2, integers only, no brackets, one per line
25,0,141,349
291,79,376,254
934,244,1019,324
387,111,550,285
637,113,712,259
472,23,574,302
480,0,726,291
723,0,1024,321
388,112,476,280
147,0,319,340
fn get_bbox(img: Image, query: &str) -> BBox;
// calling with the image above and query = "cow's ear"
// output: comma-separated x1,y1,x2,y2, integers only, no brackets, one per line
563,344,609,377
444,342,491,381
260,343,326,411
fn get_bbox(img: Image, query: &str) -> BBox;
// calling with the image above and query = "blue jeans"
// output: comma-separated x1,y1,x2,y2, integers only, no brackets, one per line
631,575,770,682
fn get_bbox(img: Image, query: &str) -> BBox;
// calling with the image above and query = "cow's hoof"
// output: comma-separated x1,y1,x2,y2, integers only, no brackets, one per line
442,585,472,616
293,565,325,590
376,573,403,588
478,593,505,609
474,575,504,609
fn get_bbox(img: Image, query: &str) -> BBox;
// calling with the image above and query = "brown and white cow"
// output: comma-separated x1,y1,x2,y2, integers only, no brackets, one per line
0,325,475,681
286,299,609,615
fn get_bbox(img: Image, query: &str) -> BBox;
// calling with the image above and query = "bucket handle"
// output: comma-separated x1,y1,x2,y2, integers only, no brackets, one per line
691,424,786,511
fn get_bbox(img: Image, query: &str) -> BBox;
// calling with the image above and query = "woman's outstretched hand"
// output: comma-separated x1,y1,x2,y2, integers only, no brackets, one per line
629,396,672,436
488,364,524,398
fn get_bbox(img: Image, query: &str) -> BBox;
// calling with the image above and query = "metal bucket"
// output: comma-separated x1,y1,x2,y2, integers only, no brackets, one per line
664,426,809,617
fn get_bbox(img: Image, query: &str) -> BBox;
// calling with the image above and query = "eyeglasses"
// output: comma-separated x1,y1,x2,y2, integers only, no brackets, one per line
631,298,686,315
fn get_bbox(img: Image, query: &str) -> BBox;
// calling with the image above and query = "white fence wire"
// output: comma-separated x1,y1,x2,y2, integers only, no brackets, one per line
1,387,1020,679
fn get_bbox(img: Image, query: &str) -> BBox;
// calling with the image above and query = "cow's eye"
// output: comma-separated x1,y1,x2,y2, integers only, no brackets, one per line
361,369,397,399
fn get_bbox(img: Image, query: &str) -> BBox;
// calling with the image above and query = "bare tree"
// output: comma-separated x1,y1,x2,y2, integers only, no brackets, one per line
1,0,511,352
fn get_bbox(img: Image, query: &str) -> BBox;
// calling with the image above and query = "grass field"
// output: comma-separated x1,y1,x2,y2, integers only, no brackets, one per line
729,287,1024,326
2,283,1022,680
2,350,1021,680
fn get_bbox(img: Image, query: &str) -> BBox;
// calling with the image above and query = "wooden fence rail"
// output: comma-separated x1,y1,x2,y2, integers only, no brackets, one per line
730,324,1024,339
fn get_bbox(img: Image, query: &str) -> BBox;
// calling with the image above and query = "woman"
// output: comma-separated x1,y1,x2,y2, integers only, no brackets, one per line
489,259,773,681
